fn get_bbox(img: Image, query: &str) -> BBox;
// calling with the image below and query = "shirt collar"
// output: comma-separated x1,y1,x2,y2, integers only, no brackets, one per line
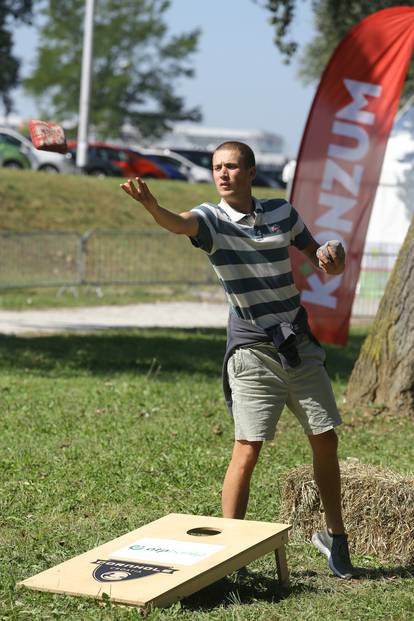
218,197,262,222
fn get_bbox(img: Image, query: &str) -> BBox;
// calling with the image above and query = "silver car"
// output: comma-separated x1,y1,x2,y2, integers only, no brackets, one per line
0,126,76,174
137,147,212,183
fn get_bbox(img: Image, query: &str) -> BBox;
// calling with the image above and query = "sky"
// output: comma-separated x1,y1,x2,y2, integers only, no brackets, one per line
12,0,317,157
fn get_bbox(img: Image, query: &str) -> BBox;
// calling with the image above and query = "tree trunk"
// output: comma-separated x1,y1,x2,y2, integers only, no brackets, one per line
346,218,414,414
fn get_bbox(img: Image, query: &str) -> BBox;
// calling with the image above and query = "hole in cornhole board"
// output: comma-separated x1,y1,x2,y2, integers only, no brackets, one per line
187,527,222,536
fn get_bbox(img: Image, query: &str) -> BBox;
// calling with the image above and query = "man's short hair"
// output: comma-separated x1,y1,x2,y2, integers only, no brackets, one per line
213,141,256,169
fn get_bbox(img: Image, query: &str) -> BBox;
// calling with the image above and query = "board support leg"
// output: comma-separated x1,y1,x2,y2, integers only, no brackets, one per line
275,545,290,588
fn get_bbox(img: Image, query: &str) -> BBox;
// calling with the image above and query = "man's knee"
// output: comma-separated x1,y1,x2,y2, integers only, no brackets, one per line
308,429,338,457
231,440,262,472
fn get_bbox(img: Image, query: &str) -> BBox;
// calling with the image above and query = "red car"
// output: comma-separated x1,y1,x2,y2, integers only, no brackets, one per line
68,141,168,179
121,146,169,179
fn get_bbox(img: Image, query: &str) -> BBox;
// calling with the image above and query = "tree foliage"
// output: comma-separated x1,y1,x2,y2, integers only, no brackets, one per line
256,0,300,59
24,0,201,138
0,1,35,115
258,0,414,103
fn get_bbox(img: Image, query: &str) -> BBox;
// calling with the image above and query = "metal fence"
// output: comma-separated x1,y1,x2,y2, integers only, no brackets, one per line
0,230,215,289
0,230,399,316
352,249,398,316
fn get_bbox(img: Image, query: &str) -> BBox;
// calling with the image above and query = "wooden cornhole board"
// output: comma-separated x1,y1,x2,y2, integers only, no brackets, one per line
19,513,291,609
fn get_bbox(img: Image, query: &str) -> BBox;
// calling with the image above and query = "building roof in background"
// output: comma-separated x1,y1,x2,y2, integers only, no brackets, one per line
156,123,286,156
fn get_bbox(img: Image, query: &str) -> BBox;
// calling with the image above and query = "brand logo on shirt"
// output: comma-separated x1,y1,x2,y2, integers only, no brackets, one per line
270,224,281,233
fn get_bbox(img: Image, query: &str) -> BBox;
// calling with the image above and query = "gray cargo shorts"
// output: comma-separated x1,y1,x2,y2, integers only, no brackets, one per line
227,335,342,441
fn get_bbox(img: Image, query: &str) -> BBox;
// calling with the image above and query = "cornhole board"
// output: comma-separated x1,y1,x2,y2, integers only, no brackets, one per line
19,513,291,609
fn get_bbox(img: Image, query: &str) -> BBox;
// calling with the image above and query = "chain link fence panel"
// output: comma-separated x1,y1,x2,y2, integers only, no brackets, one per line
352,249,398,316
83,230,215,285
0,230,399,316
0,231,82,289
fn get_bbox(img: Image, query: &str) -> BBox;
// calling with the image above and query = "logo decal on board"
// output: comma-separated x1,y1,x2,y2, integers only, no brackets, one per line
92,559,178,582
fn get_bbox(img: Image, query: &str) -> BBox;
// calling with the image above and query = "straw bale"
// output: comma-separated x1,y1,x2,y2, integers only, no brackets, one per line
279,460,414,564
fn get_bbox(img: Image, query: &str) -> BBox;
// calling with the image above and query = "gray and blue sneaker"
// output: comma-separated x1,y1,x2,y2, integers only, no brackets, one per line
312,529,354,579
232,566,256,584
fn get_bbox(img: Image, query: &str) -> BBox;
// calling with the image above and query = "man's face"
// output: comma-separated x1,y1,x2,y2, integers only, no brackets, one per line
212,148,255,203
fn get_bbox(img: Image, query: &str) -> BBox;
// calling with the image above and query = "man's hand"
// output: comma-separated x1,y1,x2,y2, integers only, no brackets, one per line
120,177,158,212
316,240,346,275
120,176,199,237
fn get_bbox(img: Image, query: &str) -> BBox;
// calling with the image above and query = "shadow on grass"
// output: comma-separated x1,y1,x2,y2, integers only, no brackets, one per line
182,572,317,612
0,329,226,377
324,329,367,383
0,327,367,381
182,564,414,611
295,565,414,581
354,565,414,580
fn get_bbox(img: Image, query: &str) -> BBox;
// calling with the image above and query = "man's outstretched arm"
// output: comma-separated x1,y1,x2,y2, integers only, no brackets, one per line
120,177,199,237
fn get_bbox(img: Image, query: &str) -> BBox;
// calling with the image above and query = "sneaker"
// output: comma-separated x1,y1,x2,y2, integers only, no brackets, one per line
234,566,251,581
312,529,354,579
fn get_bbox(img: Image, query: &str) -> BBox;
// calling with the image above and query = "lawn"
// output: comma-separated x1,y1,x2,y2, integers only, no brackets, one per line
1,327,413,620
0,169,281,232
0,168,280,308
0,283,224,311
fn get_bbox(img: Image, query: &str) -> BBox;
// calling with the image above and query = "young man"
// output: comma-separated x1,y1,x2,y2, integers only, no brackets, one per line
121,141,354,579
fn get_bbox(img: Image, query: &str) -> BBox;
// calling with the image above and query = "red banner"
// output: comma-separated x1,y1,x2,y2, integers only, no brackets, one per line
290,7,414,345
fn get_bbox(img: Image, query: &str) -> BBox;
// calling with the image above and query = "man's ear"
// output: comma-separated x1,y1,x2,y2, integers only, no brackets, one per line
250,166,256,180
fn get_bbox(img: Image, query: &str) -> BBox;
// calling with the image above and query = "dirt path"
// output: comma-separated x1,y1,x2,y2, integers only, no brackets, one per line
0,302,229,335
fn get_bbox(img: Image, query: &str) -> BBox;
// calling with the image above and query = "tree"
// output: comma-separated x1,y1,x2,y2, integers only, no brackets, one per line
257,0,414,104
345,216,414,415
24,0,201,138
0,1,35,115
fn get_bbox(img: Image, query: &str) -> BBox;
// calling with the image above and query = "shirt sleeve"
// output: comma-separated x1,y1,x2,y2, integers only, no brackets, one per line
290,205,313,250
189,204,216,254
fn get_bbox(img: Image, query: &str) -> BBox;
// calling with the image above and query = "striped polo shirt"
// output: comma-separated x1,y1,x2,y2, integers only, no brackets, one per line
190,197,312,329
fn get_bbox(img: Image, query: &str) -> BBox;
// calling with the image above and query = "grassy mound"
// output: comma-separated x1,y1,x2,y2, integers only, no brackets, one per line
0,169,281,232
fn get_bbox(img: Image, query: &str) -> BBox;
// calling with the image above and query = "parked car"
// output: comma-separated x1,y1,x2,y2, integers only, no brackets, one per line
125,148,168,179
0,127,76,173
141,154,188,180
256,165,286,188
252,170,280,188
171,147,284,187
139,147,212,183
171,148,213,171
135,148,189,180
68,142,168,179
67,142,124,177
0,142,32,169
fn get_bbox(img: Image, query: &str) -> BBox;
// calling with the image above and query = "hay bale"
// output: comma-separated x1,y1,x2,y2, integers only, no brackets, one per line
279,460,414,564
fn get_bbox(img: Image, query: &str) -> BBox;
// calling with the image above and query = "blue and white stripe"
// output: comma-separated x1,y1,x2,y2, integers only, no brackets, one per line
191,197,312,328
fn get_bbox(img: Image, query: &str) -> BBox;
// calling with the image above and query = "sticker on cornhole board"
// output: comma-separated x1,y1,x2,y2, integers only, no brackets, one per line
18,513,290,609
112,537,224,566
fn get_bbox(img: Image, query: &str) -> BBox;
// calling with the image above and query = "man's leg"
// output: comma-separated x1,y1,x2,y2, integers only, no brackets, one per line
308,429,344,534
286,337,353,578
308,429,354,579
222,440,262,519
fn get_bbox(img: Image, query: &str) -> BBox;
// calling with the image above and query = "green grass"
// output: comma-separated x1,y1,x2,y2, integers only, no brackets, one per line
358,270,391,299
0,169,281,232
0,284,224,311
1,327,413,620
